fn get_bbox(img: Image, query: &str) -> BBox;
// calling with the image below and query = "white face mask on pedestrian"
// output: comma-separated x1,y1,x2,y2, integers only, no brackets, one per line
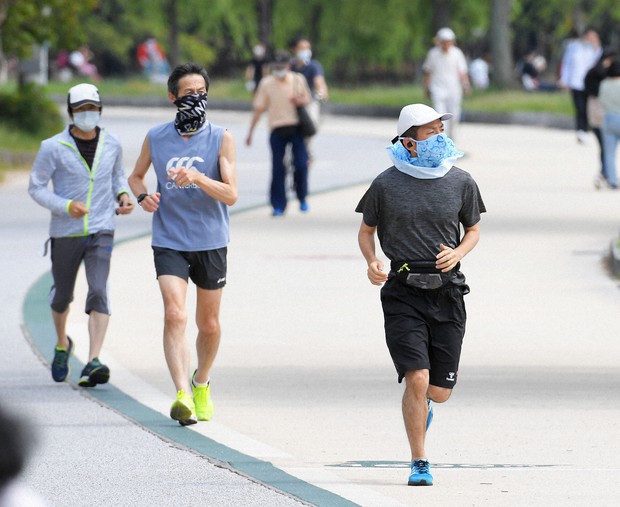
273,68,287,79
73,111,100,132
296,49,312,64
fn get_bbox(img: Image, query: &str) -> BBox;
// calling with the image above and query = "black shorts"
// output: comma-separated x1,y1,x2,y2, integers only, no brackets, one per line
153,247,227,290
380,277,468,387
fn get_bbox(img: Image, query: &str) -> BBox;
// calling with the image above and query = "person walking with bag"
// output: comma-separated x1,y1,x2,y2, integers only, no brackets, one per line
246,50,312,216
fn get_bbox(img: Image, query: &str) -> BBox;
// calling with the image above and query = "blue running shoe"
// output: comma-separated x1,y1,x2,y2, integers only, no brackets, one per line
299,201,309,212
51,336,73,382
408,459,433,486
426,399,433,431
272,208,284,217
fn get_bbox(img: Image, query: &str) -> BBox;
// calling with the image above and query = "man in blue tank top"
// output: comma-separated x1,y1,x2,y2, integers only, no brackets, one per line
129,62,238,426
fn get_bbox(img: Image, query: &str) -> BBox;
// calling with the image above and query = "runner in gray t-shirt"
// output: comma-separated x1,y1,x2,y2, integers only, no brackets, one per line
356,104,485,487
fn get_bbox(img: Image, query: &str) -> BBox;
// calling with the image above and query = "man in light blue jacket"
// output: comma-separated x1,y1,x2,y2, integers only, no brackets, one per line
28,83,134,387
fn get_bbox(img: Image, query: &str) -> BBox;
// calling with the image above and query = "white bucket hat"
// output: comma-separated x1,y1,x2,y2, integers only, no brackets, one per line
436,27,456,41
392,104,452,143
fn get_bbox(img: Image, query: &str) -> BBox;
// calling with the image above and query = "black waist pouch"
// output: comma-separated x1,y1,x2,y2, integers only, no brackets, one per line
392,260,456,290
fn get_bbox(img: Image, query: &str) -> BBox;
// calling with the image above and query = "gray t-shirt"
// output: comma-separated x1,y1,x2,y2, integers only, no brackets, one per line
356,166,486,269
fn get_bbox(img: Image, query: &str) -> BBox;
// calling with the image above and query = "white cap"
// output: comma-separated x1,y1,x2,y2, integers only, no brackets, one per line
392,104,452,143
67,83,101,108
436,27,456,41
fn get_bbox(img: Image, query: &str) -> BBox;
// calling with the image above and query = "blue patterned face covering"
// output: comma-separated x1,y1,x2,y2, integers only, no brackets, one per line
409,133,463,167
387,133,464,179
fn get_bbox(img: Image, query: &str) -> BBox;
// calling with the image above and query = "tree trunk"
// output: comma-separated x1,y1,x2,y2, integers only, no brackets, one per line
257,0,272,52
0,36,8,84
0,0,14,84
432,0,452,32
167,0,179,68
490,0,514,88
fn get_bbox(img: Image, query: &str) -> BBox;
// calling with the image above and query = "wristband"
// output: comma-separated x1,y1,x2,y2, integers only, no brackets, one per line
137,193,148,206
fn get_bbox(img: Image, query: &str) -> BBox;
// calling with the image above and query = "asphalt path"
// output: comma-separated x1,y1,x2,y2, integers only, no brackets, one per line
7,106,620,506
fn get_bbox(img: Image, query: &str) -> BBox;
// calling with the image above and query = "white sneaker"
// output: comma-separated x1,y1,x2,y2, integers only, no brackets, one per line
577,130,589,144
594,173,606,190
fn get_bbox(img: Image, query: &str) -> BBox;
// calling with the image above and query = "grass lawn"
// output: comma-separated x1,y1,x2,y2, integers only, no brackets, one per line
20,77,575,115
0,77,574,178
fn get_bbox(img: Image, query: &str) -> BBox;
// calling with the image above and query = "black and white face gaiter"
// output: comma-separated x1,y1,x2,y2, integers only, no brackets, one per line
174,93,208,136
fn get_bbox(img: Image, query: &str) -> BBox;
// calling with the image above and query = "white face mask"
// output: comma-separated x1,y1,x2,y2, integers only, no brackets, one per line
273,69,287,79
73,111,100,132
296,49,312,64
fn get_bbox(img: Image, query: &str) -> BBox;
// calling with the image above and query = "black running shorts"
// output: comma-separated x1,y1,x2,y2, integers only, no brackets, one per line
380,277,468,387
153,247,227,290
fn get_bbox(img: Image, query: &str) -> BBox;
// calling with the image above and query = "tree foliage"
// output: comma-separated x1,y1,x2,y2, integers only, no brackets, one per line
1,0,96,58
3,0,620,87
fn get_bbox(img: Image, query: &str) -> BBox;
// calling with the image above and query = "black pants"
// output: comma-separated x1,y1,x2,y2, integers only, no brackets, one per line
571,89,589,132
593,127,605,174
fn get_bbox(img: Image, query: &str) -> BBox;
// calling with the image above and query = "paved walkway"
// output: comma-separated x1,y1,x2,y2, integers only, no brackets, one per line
5,110,620,506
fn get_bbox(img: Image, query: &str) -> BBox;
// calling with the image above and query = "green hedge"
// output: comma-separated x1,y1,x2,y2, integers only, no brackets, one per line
0,84,63,139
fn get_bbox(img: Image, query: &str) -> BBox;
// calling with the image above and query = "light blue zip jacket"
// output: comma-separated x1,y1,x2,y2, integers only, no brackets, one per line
28,126,129,238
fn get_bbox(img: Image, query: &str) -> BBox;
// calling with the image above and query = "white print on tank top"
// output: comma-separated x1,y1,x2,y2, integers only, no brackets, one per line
165,156,204,189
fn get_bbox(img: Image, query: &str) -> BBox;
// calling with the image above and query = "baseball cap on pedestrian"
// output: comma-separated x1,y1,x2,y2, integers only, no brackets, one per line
391,104,453,143
436,27,456,41
67,83,101,110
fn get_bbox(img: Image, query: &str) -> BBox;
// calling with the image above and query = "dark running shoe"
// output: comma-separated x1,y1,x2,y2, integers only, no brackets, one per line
408,459,433,486
78,358,110,387
51,336,74,382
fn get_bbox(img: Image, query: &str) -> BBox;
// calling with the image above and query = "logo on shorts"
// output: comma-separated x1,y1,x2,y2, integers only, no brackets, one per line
217,277,226,284
446,372,456,382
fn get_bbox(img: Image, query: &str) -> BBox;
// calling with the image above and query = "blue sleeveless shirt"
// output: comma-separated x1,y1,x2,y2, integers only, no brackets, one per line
148,121,229,251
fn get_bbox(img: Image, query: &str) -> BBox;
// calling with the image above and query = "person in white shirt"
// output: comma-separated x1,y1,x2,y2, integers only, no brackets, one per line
422,28,471,140
469,52,491,90
559,29,602,144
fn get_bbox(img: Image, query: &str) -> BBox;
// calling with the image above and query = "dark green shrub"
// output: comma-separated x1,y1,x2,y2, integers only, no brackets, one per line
0,84,63,139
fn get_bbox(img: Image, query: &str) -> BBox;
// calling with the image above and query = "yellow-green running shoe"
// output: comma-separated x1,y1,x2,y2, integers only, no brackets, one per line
192,370,214,421
170,389,197,426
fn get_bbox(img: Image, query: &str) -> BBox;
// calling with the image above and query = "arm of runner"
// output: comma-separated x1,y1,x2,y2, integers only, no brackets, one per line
436,223,480,272
358,220,388,286
128,135,160,213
